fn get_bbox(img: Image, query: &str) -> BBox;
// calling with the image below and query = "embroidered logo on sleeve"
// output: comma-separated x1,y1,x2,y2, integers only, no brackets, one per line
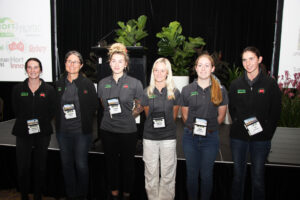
237,89,246,94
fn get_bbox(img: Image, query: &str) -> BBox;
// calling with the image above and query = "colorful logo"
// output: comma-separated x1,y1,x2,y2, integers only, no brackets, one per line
237,89,246,94
123,84,129,88
9,41,24,51
105,84,111,88
190,91,198,96
0,18,15,37
40,93,45,97
258,88,265,94
83,90,88,94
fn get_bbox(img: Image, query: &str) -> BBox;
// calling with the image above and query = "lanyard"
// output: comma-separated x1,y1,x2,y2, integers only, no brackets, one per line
151,89,166,113
194,83,210,119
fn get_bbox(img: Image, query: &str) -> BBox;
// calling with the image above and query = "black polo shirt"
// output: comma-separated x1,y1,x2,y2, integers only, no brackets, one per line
98,73,143,133
181,80,228,131
141,87,181,140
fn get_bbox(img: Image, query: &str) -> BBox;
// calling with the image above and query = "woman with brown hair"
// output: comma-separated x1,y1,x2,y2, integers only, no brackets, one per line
181,54,228,200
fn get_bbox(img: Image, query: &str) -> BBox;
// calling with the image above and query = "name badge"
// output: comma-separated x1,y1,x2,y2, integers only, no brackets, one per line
244,117,263,136
152,112,166,129
63,104,77,119
193,118,207,136
107,97,122,118
27,119,40,134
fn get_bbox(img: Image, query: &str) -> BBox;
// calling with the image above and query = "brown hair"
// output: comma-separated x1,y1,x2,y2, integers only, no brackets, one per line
195,54,222,106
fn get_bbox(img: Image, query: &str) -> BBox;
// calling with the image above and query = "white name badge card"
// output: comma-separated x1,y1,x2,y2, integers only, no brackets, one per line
63,104,77,119
107,98,122,115
193,118,207,136
27,119,40,134
244,117,263,136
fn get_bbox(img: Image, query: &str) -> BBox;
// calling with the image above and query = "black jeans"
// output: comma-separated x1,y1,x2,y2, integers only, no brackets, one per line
16,134,51,198
101,130,137,194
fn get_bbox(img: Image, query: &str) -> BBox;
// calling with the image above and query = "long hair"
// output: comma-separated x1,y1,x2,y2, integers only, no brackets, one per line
147,58,176,100
195,54,223,106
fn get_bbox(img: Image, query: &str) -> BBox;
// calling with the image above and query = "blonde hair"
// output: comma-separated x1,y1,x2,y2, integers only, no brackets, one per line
108,43,129,69
195,54,223,106
147,58,177,100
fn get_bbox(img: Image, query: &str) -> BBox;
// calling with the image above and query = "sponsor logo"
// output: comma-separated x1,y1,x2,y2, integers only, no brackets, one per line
237,89,246,94
258,88,265,94
190,91,198,96
9,41,24,51
104,84,111,88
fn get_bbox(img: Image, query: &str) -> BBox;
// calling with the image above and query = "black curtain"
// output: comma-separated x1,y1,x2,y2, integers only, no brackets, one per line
56,0,277,77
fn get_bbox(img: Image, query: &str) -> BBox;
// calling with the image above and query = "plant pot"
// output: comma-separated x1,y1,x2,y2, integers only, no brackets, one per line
173,76,189,118
268,127,300,165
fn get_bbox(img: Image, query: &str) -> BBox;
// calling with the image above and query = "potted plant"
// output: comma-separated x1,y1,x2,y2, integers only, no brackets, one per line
114,15,148,47
277,71,300,127
156,21,206,77
267,71,300,164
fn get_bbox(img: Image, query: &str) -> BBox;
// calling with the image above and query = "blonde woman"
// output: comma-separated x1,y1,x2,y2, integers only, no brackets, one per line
181,54,228,200
141,58,180,200
97,43,144,200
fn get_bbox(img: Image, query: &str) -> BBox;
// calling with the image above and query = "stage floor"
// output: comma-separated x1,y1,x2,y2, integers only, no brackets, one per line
0,118,299,167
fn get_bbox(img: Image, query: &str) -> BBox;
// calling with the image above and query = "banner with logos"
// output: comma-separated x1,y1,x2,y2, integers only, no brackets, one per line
0,0,52,82
278,0,300,77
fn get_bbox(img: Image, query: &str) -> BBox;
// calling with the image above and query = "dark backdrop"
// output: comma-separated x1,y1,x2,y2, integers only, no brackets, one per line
56,0,277,75
1,0,278,120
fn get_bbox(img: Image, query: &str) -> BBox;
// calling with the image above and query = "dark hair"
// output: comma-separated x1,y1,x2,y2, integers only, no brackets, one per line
242,46,261,58
64,50,83,64
25,58,43,71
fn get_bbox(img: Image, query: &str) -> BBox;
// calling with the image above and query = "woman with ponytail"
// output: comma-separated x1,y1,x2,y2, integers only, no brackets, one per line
181,54,228,200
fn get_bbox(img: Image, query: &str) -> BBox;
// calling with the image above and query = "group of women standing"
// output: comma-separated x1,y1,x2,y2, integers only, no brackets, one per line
12,44,281,200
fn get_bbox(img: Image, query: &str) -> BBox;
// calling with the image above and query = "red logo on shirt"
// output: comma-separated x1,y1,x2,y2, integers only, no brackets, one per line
40,93,45,97
123,84,129,88
84,90,88,94
258,89,265,94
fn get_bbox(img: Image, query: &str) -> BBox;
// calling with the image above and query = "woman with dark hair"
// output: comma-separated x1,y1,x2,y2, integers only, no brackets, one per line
12,57,56,200
55,50,98,200
98,43,144,200
181,54,228,200
229,46,281,200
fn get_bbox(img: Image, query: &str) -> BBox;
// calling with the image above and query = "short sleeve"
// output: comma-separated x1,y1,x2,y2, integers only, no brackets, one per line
220,86,229,106
181,86,190,106
173,88,181,105
134,79,144,101
141,88,149,106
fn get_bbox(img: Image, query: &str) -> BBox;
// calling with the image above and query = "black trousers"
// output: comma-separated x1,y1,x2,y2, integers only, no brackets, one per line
101,130,137,194
16,134,51,197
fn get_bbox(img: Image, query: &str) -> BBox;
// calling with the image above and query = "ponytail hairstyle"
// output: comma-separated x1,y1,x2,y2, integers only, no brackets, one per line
108,43,129,70
147,58,177,100
195,54,223,106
